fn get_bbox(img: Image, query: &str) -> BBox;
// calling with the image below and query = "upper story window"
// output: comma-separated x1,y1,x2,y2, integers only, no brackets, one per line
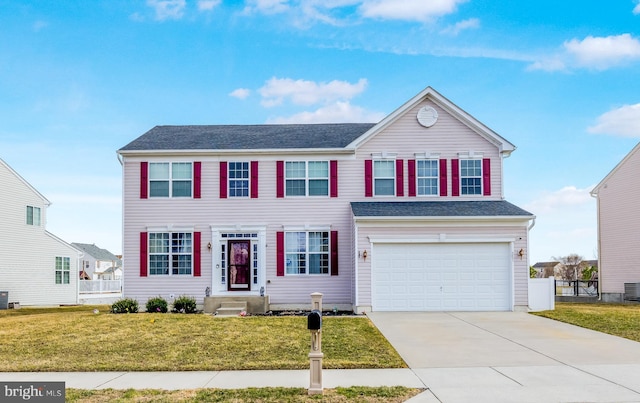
374,160,395,196
148,232,192,275
55,256,70,284
285,161,328,197
26,206,41,226
229,162,249,197
285,231,329,275
417,160,439,196
149,162,192,198
460,159,482,195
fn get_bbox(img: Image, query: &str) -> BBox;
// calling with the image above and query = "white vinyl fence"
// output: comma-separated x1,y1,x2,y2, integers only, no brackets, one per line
528,277,555,312
79,280,122,294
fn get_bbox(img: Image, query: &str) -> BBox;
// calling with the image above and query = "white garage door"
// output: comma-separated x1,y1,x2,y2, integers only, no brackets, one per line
372,243,511,311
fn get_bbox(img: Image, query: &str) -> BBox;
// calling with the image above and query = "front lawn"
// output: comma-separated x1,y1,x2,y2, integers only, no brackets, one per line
0,306,406,372
532,302,640,342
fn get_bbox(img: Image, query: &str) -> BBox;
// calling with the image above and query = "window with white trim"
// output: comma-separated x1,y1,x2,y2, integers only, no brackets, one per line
149,162,192,197
460,159,482,195
285,231,329,275
55,256,70,284
417,160,439,196
374,160,395,196
228,162,249,197
149,232,192,275
26,206,41,226
285,161,328,196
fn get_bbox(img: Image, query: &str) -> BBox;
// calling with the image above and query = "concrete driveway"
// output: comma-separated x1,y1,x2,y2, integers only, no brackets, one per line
367,311,640,403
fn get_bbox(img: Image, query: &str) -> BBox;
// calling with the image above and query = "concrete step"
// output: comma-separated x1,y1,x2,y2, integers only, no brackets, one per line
215,301,248,317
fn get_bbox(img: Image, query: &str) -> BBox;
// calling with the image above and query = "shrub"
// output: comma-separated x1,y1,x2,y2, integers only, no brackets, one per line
111,298,139,314
172,295,197,313
146,296,168,313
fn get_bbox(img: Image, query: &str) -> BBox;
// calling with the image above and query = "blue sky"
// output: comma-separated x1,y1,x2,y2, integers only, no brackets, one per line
2,0,640,264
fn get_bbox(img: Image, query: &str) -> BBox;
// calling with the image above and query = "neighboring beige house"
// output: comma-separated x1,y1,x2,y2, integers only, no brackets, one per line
591,142,640,302
0,158,81,306
117,86,535,313
72,243,122,280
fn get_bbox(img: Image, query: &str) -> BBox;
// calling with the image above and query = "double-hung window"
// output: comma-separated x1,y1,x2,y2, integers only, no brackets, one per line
374,160,395,196
285,231,329,275
417,160,439,196
285,161,328,196
149,232,192,275
460,159,482,195
149,162,192,197
55,256,70,284
26,206,41,226
229,162,249,197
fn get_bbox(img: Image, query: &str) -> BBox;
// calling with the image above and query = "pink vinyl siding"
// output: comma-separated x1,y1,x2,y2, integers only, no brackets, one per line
595,145,640,294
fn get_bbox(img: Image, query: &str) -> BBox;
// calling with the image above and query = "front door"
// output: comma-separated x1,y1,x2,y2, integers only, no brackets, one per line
228,240,250,291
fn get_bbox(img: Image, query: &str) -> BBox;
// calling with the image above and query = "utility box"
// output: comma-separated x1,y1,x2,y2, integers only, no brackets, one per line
0,291,8,310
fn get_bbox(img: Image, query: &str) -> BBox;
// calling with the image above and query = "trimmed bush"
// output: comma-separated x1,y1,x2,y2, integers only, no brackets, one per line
172,295,197,314
146,296,168,313
111,298,139,314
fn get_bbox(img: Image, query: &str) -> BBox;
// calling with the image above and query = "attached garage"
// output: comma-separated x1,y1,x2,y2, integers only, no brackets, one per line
372,242,512,311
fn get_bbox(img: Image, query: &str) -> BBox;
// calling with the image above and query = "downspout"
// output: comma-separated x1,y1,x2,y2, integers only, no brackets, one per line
117,152,125,298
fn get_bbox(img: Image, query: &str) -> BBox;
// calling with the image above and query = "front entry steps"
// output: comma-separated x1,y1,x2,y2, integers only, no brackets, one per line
215,301,248,317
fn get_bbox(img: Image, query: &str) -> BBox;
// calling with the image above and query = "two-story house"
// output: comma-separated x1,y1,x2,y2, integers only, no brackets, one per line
117,86,535,313
0,158,81,306
72,243,122,280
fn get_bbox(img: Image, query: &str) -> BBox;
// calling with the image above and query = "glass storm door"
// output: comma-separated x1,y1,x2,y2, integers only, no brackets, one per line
228,240,250,291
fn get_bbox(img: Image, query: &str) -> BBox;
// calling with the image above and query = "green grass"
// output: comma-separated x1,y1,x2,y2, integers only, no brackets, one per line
0,306,406,372
66,386,421,402
532,302,640,342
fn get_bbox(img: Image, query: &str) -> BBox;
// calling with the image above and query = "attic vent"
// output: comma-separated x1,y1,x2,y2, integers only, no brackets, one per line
417,106,438,128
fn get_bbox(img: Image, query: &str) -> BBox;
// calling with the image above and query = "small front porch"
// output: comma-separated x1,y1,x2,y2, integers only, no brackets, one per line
204,296,269,315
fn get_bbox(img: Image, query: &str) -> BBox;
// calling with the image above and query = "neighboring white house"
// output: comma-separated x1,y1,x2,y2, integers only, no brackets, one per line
0,158,81,306
117,86,535,313
72,243,122,280
591,142,640,302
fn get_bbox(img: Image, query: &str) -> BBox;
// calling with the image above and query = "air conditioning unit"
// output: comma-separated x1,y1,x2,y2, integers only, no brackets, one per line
624,283,640,301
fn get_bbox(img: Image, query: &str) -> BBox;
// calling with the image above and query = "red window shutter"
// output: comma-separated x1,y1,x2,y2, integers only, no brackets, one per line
439,159,448,197
251,161,259,198
451,159,460,197
408,159,416,197
276,161,284,198
483,158,491,196
194,162,201,199
276,231,284,276
364,160,373,197
330,160,338,198
194,232,201,277
140,232,148,277
396,159,404,197
219,161,227,199
330,231,338,276
140,162,148,199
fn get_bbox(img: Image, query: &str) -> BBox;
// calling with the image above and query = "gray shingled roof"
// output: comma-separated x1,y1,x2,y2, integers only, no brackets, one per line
72,243,121,265
350,200,533,217
119,124,377,151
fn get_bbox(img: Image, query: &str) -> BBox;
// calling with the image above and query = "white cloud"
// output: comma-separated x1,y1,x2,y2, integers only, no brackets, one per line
147,0,186,21
529,34,640,72
229,88,251,100
32,20,49,32
440,18,479,36
243,0,290,15
634,1,640,14
359,0,467,22
197,0,221,11
587,104,640,137
266,101,384,123
524,186,597,262
259,77,368,107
